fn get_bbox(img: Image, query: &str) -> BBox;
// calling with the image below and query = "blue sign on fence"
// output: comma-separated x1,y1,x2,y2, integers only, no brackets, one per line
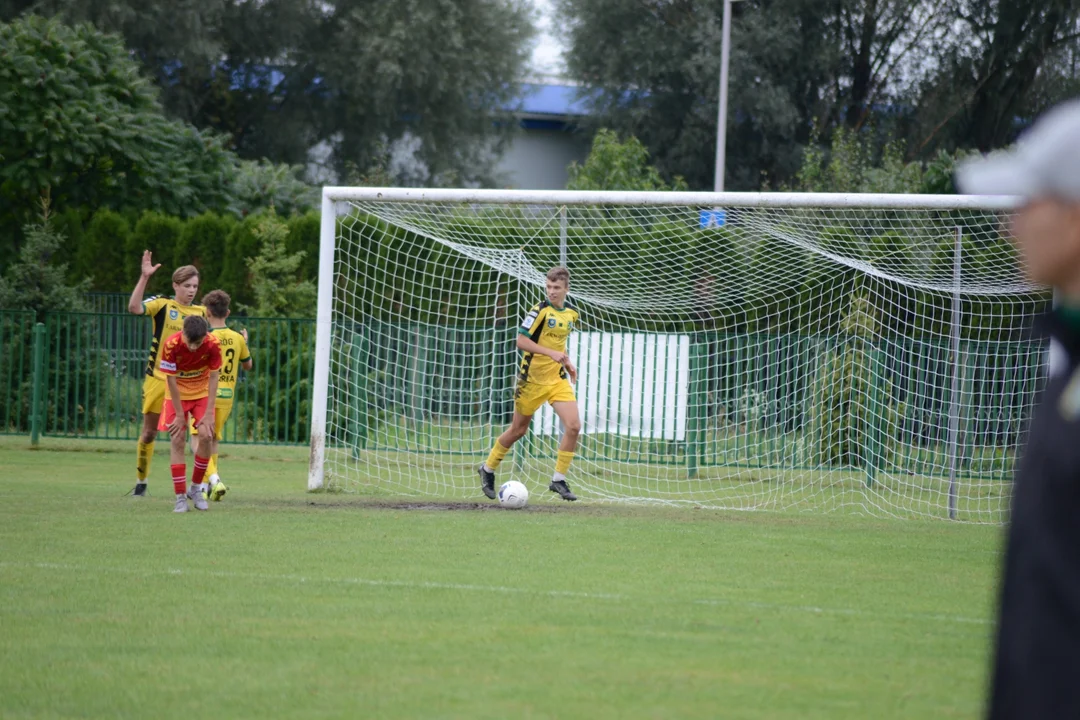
699,209,726,228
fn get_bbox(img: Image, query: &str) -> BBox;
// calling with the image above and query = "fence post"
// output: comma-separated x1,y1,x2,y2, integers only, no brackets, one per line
687,340,707,479
864,348,887,488
30,322,46,446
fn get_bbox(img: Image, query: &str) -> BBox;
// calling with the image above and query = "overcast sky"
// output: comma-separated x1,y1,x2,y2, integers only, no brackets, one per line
531,0,566,76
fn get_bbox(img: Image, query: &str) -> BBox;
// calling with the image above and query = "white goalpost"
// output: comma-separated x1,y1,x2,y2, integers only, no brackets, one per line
308,188,1038,522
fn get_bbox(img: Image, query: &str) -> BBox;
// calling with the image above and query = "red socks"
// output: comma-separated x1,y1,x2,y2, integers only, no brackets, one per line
171,464,186,496
192,455,209,486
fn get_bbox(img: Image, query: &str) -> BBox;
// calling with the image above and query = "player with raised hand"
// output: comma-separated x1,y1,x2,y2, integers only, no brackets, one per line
478,266,582,501
197,289,253,501
126,251,204,497
158,316,222,512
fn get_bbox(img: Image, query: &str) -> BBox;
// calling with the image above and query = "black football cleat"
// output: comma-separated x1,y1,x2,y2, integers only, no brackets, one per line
549,480,577,501
478,465,497,499
128,482,149,497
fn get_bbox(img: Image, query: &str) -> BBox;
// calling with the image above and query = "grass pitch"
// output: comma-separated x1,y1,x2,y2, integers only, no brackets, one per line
0,437,1000,719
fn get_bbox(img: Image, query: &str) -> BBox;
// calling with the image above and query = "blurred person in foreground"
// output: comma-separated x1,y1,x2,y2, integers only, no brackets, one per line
958,98,1080,719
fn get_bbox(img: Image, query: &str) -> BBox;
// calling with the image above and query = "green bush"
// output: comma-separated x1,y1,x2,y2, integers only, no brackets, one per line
219,214,263,309
243,212,316,318
286,211,321,282
233,160,317,219
174,212,236,289
808,294,892,468
76,210,130,291
129,212,185,296
0,313,34,432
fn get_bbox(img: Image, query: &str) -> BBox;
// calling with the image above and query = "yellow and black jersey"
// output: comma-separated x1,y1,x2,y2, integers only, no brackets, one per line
518,300,579,385
142,297,205,380
210,327,251,405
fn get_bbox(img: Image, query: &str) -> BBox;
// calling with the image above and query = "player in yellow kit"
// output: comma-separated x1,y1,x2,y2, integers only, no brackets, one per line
126,251,204,496
478,266,582,501
196,289,253,500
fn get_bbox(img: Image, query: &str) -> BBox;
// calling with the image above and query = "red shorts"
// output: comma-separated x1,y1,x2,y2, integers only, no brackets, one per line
158,396,209,431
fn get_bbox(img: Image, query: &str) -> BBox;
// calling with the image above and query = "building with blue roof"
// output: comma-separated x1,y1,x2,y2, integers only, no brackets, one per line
495,82,591,189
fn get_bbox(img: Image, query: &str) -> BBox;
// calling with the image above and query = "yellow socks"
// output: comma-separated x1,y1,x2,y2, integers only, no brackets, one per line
485,441,510,471
207,453,218,478
555,450,574,476
136,440,154,481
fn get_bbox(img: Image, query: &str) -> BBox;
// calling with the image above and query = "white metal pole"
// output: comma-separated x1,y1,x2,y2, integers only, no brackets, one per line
319,187,1020,211
947,226,961,520
559,206,568,267
714,0,733,193
307,190,337,490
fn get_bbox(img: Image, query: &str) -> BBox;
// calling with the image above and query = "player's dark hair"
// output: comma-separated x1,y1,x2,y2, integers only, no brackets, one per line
182,315,208,343
202,289,231,319
173,265,199,285
546,266,570,285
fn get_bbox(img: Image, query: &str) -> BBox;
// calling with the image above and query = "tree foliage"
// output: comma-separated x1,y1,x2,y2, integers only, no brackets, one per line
233,160,317,219
6,0,537,185
0,15,237,219
567,129,688,191
0,200,90,319
790,125,967,194
0,14,240,268
556,0,1080,190
909,0,1080,153
243,212,317,318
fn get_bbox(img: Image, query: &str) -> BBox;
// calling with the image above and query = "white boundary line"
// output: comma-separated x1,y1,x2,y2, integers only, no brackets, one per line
1,561,990,626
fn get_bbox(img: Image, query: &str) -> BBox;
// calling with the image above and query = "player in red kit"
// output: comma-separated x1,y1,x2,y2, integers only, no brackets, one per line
158,315,222,512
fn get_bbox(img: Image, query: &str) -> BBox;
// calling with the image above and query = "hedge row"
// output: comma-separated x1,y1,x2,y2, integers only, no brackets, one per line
49,208,320,309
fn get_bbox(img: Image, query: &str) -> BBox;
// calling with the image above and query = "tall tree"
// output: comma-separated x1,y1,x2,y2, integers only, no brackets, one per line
910,0,1080,153
834,0,951,129
0,199,91,318
300,0,535,185
0,15,237,265
4,0,537,185
556,0,1080,189
556,0,856,189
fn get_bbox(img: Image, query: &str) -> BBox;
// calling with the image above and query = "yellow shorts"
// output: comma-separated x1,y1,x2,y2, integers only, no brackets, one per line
190,402,233,440
514,379,576,417
141,376,166,415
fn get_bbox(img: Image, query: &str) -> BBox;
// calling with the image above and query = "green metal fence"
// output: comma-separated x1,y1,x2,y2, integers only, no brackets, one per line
335,324,1046,484
0,309,1047,484
0,311,35,435
83,292,133,315
0,310,316,445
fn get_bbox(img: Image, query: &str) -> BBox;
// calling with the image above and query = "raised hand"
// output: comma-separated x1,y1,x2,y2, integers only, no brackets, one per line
141,250,162,278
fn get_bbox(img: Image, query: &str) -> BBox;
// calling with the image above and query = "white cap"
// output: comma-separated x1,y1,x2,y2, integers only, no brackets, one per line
956,98,1080,201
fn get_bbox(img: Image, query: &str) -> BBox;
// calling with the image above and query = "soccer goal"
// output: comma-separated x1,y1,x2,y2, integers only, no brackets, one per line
308,188,1040,522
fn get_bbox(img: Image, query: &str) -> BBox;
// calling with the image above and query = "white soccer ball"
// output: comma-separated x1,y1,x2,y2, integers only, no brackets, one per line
498,480,529,509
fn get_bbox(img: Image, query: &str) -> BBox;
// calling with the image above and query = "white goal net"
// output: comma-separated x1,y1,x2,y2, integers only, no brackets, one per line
308,189,1042,522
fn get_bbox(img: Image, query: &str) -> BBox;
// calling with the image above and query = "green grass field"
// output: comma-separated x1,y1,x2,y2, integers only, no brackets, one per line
0,436,1001,719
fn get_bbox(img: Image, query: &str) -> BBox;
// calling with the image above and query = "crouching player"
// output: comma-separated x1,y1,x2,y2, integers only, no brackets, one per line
159,316,222,512
195,289,252,500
